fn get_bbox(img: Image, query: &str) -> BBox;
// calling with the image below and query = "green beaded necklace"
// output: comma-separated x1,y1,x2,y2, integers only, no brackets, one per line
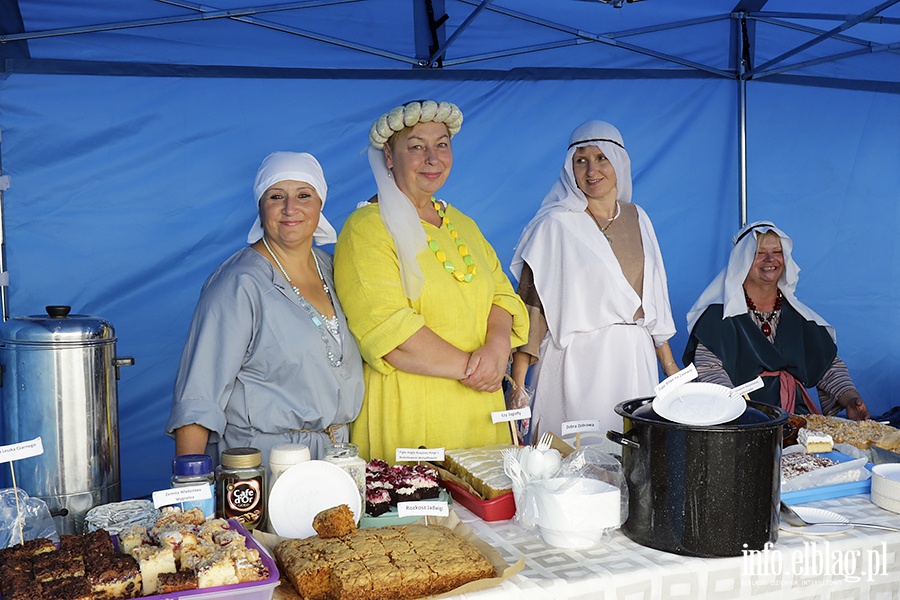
426,199,477,283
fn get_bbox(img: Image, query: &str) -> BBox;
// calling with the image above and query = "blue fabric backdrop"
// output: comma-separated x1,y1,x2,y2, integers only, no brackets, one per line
2,73,898,498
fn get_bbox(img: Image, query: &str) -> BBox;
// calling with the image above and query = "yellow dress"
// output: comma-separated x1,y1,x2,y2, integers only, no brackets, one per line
334,203,528,462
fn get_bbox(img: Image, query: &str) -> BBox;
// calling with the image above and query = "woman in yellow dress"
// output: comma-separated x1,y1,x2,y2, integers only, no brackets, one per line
334,100,528,462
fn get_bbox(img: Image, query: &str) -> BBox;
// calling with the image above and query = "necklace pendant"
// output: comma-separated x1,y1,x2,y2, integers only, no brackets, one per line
761,322,772,337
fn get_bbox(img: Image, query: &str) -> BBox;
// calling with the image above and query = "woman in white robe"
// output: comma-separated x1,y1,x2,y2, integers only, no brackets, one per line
509,120,678,441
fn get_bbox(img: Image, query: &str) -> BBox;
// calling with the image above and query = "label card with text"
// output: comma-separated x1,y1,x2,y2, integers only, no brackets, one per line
396,448,445,463
397,501,449,518
152,484,212,509
731,377,764,398
562,420,602,436
491,406,531,424
0,437,44,463
654,363,698,399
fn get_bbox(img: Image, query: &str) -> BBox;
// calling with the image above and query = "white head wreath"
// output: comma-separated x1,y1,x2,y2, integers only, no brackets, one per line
366,100,464,300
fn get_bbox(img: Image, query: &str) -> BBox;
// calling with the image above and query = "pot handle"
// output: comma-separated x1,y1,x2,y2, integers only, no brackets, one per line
606,430,640,449
113,356,135,380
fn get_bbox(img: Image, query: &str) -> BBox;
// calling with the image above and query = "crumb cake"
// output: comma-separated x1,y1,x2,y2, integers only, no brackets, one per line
156,570,199,593
803,414,898,450
313,504,358,538
275,524,496,600
86,553,142,599
0,506,269,599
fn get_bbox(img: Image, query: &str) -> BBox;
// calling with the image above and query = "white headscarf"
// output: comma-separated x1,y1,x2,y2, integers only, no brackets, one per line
511,120,632,280
367,100,464,301
246,151,337,245
685,221,835,340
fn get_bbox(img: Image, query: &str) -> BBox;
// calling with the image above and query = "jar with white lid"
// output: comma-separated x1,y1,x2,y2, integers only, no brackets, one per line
323,443,366,501
268,443,311,495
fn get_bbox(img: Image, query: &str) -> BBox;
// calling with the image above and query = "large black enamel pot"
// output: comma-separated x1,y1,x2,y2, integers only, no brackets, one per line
607,397,787,558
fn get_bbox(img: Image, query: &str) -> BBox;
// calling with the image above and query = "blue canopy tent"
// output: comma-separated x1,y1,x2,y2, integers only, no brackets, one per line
1,1,899,498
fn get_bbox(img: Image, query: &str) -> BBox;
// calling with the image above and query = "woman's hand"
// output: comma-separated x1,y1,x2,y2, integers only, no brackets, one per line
460,305,514,393
461,341,509,392
840,391,871,421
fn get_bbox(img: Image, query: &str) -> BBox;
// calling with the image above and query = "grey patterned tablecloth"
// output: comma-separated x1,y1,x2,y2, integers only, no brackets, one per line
447,494,900,599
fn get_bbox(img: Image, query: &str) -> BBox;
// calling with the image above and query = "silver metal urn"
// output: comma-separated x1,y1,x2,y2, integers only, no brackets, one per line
0,305,134,534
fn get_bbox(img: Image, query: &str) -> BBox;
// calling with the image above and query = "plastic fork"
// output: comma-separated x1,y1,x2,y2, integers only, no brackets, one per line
501,447,526,488
535,432,553,452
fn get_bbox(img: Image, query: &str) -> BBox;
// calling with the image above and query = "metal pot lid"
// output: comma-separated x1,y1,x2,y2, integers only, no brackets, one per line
0,305,116,344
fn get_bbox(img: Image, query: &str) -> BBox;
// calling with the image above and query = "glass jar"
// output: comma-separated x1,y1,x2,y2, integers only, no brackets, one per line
171,454,216,520
323,443,366,501
216,447,267,531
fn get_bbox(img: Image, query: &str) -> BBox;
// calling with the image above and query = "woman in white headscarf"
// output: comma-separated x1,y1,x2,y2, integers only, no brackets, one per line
683,221,869,419
509,120,677,441
334,100,528,462
166,151,364,463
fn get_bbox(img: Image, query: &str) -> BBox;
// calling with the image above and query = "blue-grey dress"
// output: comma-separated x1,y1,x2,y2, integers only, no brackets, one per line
165,246,364,464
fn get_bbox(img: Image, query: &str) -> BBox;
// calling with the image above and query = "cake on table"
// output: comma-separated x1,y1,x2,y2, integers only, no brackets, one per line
798,427,834,453
313,504,358,538
364,459,443,517
781,452,837,481
0,505,269,599
275,523,496,600
442,444,515,499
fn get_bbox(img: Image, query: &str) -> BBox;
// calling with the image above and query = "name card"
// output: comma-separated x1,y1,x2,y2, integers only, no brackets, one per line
491,406,531,424
152,484,212,509
731,377,764,398
562,420,602,435
0,437,44,463
654,363,698,398
397,501,449,518
396,448,445,463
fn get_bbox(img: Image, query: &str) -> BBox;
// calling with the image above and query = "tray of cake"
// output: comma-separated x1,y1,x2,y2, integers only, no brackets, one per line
0,506,278,600
360,460,451,527
435,444,517,521
780,415,884,505
253,503,523,600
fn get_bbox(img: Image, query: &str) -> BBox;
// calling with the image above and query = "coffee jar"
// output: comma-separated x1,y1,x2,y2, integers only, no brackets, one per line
216,447,267,531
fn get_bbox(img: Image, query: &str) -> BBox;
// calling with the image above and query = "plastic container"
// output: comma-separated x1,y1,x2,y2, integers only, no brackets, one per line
323,443,366,501
216,447,267,531
443,480,516,521
172,454,216,520
268,443,310,495
137,519,279,600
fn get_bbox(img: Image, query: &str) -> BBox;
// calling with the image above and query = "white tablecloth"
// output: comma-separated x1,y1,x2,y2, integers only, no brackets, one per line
447,494,900,599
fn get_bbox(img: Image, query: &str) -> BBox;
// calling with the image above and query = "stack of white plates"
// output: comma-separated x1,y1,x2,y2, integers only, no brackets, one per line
871,463,900,514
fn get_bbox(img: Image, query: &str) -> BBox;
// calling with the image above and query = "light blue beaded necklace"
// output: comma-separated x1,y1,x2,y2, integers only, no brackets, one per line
263,237,343,367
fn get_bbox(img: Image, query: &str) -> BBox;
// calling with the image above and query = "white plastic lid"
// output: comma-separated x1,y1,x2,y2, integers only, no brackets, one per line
269,443,311,467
